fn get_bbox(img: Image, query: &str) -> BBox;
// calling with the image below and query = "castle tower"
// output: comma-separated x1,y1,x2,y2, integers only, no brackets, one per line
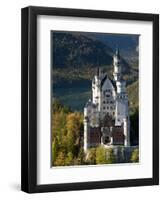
113,49,130,146
84,115,89,152
83,48,131,151
123,118,130,146
113,49,121,82
84,103,91,152
92,67,101,105
84,99,95,152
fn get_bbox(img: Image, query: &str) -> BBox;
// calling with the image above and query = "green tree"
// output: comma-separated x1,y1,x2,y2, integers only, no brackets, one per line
76,148,85,165
52,99,63,113
52,110,67,143
130,107,139,145
66,112,83,156
52,99,71,113
106,148,115,164
52,139,58,164
96,147,107,164
51,99,85,166
96,147,115,164
87,148,96,164
54,151,66,166
65,152,74,165
131,148,139,162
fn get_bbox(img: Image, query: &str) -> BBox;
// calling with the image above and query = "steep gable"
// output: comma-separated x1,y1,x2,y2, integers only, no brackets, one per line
101,76,116,94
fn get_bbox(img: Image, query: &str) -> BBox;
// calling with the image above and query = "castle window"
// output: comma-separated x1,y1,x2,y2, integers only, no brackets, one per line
107,107,109,109
103,101,105,104
103,107,105,109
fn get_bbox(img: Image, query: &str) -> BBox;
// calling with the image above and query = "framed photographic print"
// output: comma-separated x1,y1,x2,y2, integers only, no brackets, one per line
21,6,159,193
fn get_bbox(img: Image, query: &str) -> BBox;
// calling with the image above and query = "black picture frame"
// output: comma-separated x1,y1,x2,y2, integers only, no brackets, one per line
21,6,159,193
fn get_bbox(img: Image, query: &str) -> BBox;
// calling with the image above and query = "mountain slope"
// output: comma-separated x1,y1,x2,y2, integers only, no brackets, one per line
52,32,113,68
87,32,139,70
127,80,139,112
89,33,139,52
52,32,138,86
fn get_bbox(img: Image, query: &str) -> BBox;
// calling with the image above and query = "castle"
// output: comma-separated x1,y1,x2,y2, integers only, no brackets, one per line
84,49,130,152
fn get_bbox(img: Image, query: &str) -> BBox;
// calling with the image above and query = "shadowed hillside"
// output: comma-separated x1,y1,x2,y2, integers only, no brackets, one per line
52,31,139,112
52,32,113,68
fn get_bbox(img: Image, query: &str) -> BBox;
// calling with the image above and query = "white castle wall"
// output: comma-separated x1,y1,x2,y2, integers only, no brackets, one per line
84,50,130,152
115,97,129,126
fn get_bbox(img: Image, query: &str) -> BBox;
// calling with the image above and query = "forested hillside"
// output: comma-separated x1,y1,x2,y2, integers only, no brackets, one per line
52,32,113,68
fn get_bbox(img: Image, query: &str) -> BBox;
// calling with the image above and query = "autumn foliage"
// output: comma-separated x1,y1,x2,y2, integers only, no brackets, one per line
52,100,139,166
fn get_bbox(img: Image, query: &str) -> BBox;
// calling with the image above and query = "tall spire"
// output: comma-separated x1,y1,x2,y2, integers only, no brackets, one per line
113,48,121,82
116,46,120,58
97,67,100,76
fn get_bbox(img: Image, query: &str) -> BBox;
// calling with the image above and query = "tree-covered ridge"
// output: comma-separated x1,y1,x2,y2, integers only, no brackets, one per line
52,32,113,68
127,80,139,113
52,31,138,69
52,31,136,83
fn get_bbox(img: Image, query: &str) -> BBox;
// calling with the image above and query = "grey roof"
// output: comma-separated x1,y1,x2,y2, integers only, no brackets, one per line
110,79,116,89
85,99,92,107
100,74,107,88
92,103,98,108
92,77,95,84
116,48,121,58
96,67,100,76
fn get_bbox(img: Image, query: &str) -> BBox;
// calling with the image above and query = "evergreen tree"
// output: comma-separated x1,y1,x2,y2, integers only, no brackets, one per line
131,148,139,163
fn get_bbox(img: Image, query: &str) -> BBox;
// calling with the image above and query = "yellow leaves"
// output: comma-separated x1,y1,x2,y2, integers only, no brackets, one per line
52,106,84,166
66,112,83,137
54,152,65,166
131,148,139,163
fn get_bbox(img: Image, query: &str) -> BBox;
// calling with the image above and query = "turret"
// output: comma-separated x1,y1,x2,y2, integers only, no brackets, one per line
113,49,127,97
96,67,100,77
84,100,91,152
116,80,126,94
113,49,121,82
92,68,101,104
113,49,130,130
123,118,130,146
84,116,89,152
